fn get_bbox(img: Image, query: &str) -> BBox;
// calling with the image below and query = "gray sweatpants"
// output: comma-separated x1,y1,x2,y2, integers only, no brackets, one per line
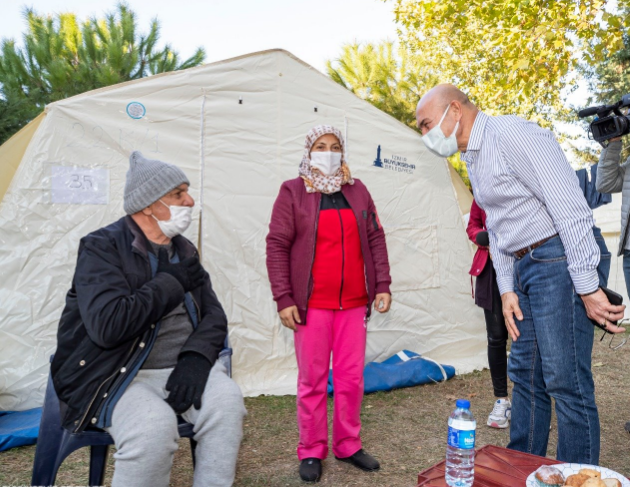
105,361,246,487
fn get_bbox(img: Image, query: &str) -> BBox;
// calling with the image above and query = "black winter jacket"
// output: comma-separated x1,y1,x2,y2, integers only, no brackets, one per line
51,216,227,432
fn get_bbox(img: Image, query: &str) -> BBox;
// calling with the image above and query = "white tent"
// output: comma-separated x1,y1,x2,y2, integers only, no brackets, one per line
0,49,486,411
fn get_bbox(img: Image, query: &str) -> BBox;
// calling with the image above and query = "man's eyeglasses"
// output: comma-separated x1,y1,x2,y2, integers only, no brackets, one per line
600,319,629,350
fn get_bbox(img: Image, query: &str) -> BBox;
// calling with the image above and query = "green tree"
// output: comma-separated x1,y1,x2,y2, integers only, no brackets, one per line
327,41,437,129
327,41,472,185
583,14,630,162
0,3,205,144
386,0,630,127
0,97,32,143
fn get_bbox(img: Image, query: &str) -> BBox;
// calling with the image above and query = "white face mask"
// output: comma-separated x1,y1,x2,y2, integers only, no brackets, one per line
309,151,342,176
152,200,193,238
422,103,460,158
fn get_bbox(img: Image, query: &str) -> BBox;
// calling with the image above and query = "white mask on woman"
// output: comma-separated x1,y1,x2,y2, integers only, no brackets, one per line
422,103,460,158
152,200,193,238
310,151,342,176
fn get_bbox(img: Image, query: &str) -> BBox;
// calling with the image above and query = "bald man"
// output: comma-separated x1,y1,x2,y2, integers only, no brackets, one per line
416,84,625,464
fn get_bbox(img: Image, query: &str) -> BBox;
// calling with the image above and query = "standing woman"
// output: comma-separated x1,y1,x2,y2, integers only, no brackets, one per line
266,125,392,483
467,199,511,429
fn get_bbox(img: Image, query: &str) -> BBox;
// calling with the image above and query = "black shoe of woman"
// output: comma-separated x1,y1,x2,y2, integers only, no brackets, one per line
335,449,380,471
299,458,322,482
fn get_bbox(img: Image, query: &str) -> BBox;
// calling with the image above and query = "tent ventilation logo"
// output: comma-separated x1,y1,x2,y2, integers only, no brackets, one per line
373,145,415,174
126,102,146,119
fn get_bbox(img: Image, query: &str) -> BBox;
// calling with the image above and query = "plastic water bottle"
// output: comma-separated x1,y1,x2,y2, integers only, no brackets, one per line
445,399,476,487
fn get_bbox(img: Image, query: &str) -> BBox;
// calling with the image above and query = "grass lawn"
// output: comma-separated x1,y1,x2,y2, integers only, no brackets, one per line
2,332,629,486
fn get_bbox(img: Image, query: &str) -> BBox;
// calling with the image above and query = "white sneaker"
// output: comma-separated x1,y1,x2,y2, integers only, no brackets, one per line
487,399,511,429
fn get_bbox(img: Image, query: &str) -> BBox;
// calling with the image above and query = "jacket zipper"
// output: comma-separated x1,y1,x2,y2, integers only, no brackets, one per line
74,337,139,433
355,206,370,319
333,195,345,310
306,194,322,305
191,293,201,330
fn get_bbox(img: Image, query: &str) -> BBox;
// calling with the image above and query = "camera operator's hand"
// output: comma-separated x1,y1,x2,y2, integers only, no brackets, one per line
501,292,522,342
581,289,626,333
611,137,623,142
157,248,205,292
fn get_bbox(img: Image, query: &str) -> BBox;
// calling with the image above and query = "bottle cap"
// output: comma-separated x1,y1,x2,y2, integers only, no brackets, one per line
456,399,470,409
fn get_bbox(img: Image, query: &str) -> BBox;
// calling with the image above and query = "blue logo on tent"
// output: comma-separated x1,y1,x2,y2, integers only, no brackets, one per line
373,145,415,174
373,145,383,168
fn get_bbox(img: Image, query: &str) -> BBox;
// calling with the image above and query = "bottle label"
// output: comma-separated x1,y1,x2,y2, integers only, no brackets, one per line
448,426,476,449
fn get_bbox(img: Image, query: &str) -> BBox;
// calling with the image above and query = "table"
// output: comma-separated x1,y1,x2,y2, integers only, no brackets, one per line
416,445,561,486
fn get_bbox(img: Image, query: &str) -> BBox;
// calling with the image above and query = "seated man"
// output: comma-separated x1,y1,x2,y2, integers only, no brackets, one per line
51,151,245,487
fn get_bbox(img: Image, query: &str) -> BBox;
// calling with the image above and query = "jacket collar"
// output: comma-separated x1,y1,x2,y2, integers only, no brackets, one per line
124,215,197,260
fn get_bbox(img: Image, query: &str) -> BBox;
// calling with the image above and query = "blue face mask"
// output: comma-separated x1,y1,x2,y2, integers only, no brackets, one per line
422,103,460,158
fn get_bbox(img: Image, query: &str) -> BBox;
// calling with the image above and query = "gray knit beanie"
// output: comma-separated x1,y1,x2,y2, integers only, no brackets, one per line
124,151,190,214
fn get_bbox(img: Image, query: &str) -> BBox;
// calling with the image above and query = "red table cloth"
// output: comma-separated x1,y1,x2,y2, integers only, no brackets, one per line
416,445,562,487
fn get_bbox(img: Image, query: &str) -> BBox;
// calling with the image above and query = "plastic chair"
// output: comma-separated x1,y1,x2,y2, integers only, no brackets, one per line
31,343,233,487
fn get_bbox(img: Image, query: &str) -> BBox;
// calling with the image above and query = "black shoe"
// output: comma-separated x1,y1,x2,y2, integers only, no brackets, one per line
299,458,322,482
625,421,630,434
335,449,380,471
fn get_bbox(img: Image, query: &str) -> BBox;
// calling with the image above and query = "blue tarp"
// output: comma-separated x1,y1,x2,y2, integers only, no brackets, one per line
328,350,455,395
0,407,41,451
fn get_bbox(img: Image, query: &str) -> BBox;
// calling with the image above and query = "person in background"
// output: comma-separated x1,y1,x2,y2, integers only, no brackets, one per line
594,137,630,435
577,163,613,286
51,152,245,487
467,199,511,429
266,125,392,483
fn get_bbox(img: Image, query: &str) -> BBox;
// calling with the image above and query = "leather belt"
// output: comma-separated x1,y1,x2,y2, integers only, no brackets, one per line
513,234,558,259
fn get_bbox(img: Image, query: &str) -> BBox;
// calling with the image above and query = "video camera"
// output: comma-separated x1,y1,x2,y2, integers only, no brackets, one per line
578,94,630,146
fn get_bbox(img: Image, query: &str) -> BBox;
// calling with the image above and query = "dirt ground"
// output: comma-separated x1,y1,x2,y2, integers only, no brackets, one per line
2,332,629,487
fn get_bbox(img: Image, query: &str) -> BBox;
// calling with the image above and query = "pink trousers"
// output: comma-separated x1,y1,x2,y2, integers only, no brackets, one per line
294,306,367,460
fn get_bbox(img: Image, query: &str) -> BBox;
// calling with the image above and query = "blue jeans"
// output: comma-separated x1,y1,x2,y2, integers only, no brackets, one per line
507,236,599,464
593,226,610,287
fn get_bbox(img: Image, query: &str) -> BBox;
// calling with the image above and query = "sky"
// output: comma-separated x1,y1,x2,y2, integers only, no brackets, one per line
0,0,599,158
0,0,399,72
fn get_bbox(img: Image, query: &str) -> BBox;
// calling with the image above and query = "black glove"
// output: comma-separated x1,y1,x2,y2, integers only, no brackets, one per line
165,352,212,414
157,248,205,292
475,231,489,247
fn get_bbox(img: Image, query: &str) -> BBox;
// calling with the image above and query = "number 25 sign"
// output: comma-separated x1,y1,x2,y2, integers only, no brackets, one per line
51,166,109,205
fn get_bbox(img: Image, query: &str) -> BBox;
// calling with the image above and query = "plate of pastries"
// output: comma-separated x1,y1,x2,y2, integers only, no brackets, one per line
527,464,629,487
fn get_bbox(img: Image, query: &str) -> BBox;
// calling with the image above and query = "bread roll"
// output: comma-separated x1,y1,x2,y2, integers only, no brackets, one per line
601,479,622,487
581,478,607,487
565,473,590,486
580,469,602,479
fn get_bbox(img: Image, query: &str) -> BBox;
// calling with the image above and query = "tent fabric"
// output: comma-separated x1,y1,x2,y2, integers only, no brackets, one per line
0,113,46,201
447,162,473,217
0,408,41,451
327,350,455,395
0,49,487,411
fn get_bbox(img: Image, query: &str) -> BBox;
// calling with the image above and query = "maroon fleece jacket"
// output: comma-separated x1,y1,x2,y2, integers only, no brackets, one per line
266,177,391,323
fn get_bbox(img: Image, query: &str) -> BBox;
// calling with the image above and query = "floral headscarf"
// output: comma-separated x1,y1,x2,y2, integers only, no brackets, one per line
298,125,354,194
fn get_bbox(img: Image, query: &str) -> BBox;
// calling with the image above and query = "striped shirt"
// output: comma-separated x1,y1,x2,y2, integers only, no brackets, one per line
461,112,600,296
